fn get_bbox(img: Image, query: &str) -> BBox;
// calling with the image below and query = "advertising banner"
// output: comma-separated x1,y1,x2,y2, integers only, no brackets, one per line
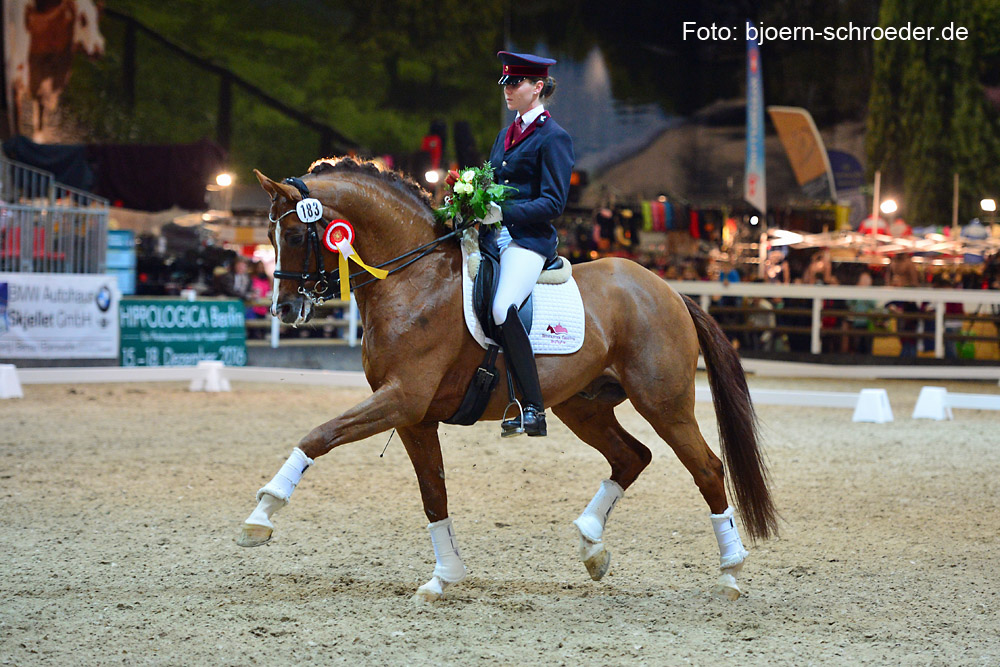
744,22,767,214
119,298,246,367
766,106,837,199
0,273,119,358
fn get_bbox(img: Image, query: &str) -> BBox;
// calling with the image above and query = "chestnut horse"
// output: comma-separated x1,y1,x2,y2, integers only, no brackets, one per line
240,158,776,602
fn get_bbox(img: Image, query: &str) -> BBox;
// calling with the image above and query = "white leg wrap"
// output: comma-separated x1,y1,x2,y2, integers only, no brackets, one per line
428,517,467,583
245,493,284,529
573,479,624,543
256,447,314,503
711,506,749,569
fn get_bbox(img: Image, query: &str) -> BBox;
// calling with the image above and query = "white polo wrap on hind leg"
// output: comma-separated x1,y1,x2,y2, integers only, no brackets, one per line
573,479,624,543
256,447,314,503
711,506,749,569
428,517,467,583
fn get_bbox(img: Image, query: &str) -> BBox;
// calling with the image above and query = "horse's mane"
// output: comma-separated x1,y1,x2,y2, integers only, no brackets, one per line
308,157,434,213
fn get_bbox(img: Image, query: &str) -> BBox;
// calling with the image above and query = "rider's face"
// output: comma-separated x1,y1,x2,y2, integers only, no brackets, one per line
504,79,543,115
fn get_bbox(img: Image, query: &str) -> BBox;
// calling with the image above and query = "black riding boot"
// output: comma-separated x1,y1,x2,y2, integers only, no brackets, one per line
499,305,546,437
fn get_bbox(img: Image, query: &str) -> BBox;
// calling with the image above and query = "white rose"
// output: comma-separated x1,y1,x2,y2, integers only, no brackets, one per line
461,170,476,183
454,182,473,195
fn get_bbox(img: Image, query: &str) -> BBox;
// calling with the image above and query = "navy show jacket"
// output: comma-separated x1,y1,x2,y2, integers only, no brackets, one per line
485,114,575,260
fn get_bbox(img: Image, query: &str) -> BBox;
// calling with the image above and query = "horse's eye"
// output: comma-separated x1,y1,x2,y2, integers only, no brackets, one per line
285,232,305,247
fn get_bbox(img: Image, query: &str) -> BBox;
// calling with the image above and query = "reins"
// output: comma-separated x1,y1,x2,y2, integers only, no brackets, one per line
269,176,465,304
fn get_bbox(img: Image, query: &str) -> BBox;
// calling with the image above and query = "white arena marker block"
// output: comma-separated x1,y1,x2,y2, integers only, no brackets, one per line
189,361,231,393
852,388,894,423
0,364,24,399
912,386,952,421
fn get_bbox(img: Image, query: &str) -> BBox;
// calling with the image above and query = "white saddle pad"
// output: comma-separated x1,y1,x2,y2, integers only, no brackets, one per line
461,243,585,354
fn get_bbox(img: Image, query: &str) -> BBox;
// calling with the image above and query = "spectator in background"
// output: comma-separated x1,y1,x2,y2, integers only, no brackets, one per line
681,263,702,281
846,270,877,354
801,249,843,352
715,259,743,347
887,273,919,357
936,274,966,359
802,249,833,285
763,248,790,284
246,261,272,337
745,294,775,352
217,257,253,301
781,278,813,353
886,253,921,287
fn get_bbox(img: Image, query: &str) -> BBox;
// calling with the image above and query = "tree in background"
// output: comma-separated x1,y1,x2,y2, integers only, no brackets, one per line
61,0,504,180
867,0,1000,226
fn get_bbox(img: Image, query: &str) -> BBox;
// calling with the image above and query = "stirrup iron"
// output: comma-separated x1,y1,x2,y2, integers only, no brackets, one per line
500,358,525,437
501,398,526,437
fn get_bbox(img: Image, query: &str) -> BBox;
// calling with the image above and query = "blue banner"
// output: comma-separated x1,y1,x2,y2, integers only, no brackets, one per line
744,21,766,213
828,150,865,192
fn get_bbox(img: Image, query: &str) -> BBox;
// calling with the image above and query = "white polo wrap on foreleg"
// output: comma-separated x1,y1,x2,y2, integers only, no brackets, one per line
256,447,314,503
711,506,749,569
428,517,467,583
573,479,623,543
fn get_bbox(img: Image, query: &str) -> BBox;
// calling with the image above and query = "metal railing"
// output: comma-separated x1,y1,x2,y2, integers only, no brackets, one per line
668,280,1000,360
0,157,109,274
0,157,53,203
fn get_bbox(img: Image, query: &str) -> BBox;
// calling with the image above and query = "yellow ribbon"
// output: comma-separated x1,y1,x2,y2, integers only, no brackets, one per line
335,239,388,301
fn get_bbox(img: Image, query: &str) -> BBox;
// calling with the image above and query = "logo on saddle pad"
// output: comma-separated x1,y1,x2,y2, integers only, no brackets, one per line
544,323,570,340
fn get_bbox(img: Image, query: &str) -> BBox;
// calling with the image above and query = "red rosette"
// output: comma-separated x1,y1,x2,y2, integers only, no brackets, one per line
322,219,355,253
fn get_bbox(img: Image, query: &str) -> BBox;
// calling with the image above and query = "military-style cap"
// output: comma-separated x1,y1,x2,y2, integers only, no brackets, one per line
497,51,556,86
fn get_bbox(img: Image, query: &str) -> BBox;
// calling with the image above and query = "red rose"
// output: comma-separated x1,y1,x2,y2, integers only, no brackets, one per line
445,170,460,187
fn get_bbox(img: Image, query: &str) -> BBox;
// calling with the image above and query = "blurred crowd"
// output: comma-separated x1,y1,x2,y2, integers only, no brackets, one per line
650,248,1000,359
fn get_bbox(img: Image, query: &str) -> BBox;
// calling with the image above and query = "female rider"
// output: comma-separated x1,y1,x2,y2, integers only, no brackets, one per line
481,51,575,437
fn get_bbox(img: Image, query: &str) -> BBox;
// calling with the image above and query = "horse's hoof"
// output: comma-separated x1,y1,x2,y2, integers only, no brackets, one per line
713,572,742,600
412,576,447,603
412,586,442,603
583,545,611,581
237,523,273,547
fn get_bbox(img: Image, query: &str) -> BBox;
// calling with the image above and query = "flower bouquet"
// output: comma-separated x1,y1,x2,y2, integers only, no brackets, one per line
435,163,514,230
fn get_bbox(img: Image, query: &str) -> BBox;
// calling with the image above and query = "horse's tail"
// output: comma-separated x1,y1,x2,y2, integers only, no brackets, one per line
682,294,777,542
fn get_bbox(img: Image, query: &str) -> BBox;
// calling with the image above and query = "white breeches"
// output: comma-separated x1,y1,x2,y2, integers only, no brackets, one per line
492,231,546,325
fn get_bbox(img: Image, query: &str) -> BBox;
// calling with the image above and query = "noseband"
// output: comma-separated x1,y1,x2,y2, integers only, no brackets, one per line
270,176,467,306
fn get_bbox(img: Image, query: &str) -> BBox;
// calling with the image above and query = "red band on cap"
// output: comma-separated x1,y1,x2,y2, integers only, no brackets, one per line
502,64,548,77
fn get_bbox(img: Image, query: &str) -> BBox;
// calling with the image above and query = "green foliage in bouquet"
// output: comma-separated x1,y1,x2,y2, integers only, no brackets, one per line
435,163,515,229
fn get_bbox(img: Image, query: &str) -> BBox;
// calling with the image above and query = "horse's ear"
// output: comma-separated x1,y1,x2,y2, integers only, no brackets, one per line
254,169,279,197
254,169,303,201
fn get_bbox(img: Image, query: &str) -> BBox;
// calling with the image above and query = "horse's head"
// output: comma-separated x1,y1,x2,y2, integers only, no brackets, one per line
255,169,337,325
256,159,448,325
